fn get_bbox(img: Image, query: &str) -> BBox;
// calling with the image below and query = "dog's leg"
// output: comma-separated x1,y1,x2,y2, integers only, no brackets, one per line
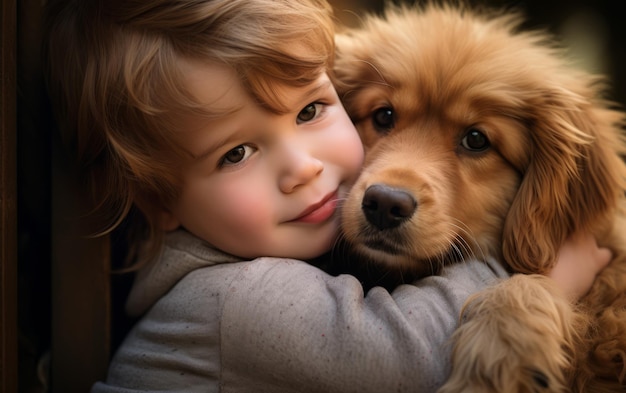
438,275,587,393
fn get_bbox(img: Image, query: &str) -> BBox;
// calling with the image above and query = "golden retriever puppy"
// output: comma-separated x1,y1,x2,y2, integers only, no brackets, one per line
334,3,626,392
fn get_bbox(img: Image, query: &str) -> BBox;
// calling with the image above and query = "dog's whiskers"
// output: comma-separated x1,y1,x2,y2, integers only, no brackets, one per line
450,242,464,260
450,219,489,262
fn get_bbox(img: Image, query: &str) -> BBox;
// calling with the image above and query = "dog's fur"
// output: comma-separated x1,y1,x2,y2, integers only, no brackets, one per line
333,3,626,392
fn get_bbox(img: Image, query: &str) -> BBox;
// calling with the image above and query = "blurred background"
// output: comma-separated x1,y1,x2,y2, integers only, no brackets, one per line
14,0,625,391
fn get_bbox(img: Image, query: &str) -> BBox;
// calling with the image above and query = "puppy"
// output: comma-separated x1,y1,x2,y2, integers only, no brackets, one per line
334,4,626,392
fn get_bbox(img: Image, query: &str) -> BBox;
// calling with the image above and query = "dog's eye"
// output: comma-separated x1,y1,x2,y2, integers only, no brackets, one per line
371,107,395,134
461,128,490,152
530,369,550,391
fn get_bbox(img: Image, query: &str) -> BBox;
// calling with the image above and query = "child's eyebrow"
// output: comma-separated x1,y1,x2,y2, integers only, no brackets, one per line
191,134,231,162
186,109,242,162
299,79,332,105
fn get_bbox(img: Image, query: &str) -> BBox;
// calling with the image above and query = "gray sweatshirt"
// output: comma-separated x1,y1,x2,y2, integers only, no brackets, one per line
92,229,509,392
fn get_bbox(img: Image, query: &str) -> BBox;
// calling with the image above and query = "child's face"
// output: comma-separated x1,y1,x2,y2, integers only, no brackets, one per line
162,60,364,259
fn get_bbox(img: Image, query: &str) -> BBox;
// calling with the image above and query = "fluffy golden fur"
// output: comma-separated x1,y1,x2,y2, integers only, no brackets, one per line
334,3,626,392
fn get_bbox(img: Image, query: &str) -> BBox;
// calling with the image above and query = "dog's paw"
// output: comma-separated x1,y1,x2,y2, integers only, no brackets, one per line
438,275,581,393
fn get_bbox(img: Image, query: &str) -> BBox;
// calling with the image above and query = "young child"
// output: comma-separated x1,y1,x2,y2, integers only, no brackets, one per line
45,0,610,392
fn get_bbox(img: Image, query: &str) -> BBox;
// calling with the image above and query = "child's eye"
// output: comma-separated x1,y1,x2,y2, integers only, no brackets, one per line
220,145,254,167
297,102,324,124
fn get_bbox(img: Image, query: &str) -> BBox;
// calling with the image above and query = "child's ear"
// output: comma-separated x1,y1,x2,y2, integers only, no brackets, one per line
158,209,180,231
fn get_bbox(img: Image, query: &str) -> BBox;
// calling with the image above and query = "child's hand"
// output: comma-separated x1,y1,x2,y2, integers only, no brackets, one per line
547,231,612,300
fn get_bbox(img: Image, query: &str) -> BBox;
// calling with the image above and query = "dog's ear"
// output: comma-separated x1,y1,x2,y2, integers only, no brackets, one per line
503,85,626,274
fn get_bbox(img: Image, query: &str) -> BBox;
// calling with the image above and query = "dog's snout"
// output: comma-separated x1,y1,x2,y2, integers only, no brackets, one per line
362,184,417,230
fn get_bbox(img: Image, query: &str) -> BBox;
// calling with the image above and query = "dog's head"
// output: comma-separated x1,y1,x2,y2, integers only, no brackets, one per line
334,4,626,276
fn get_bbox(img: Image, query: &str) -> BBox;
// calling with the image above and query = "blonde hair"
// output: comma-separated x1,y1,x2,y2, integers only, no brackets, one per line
45,0,336,267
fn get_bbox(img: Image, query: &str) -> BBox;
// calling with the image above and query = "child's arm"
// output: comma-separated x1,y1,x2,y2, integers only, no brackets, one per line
99,233,609,392
547,231,612,300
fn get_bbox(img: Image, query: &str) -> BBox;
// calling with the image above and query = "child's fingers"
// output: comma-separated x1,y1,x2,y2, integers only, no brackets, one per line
594,246,613,272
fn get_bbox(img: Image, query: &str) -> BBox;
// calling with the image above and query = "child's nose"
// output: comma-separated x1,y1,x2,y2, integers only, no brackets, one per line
278,150,324,193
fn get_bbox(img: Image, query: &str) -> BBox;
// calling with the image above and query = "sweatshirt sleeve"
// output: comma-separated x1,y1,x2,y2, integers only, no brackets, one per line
219,257,508,393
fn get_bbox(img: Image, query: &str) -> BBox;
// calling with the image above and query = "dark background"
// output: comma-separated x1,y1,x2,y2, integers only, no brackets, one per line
16,0,625,391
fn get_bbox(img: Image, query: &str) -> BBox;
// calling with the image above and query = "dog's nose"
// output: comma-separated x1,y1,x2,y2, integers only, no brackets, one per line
362,184,417,230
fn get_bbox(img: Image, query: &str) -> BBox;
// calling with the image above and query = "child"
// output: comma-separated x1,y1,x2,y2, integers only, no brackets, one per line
44,0,610,392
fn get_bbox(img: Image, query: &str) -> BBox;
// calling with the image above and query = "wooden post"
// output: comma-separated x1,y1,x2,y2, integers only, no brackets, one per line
0,0,18,391
50,102,112,392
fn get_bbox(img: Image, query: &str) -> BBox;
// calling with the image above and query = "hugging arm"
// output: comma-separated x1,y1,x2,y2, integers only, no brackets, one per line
218,257,508,392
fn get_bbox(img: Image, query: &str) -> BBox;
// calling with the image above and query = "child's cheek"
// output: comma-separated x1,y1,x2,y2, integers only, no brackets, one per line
214,183,273,237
